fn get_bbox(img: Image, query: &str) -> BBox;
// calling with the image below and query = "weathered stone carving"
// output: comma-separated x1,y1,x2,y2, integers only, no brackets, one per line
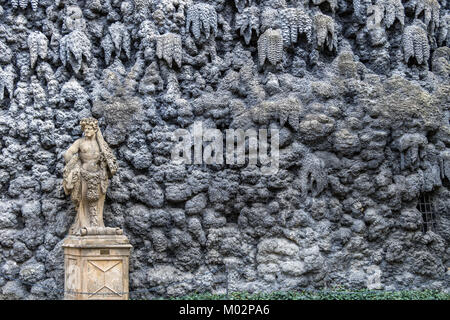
185,3,217,41
63,117,120,236
368,0,404,29
314,12,337,52
397,133,427,171
299,153,327,198
30,75,46,109
258,28,283,65
63,5,86,33
27,31,48,68
101,22,131,65
250,96,302,131
0,64,15,100
11,0,40,11
156,32,183,68
280,8,312,46
412,0,440,35
235,6,260,45
59,5,91,73
403,21,430,65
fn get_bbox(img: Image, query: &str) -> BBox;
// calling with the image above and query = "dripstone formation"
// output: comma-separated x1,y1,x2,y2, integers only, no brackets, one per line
0,0,449,299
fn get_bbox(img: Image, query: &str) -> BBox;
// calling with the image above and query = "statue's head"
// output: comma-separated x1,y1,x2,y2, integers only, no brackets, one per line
80,117,98,138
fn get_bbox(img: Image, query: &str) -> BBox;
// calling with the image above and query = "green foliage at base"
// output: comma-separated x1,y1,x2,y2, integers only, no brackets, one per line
171,289,450,300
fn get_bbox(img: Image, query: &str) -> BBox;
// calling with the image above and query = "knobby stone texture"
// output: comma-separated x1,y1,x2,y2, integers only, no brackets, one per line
0,0,449,299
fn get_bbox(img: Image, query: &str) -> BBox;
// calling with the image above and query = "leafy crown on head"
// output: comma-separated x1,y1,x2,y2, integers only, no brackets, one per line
80,117,99,132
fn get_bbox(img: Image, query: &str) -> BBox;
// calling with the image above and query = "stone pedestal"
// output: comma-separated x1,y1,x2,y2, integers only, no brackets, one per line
62,235,132,300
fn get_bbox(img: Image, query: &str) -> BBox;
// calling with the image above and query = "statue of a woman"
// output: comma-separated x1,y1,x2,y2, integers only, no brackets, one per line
63,117,121,236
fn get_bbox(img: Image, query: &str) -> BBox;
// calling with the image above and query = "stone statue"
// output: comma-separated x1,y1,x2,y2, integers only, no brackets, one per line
63,117,121,236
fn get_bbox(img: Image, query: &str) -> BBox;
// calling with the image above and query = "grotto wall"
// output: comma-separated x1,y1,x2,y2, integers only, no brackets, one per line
0,0,449,299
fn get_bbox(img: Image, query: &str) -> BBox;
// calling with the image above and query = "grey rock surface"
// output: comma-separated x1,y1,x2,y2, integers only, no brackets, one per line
0,0,449,299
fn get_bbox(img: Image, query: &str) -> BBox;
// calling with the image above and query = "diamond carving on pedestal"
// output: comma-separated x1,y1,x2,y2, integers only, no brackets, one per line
86,260,123,299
